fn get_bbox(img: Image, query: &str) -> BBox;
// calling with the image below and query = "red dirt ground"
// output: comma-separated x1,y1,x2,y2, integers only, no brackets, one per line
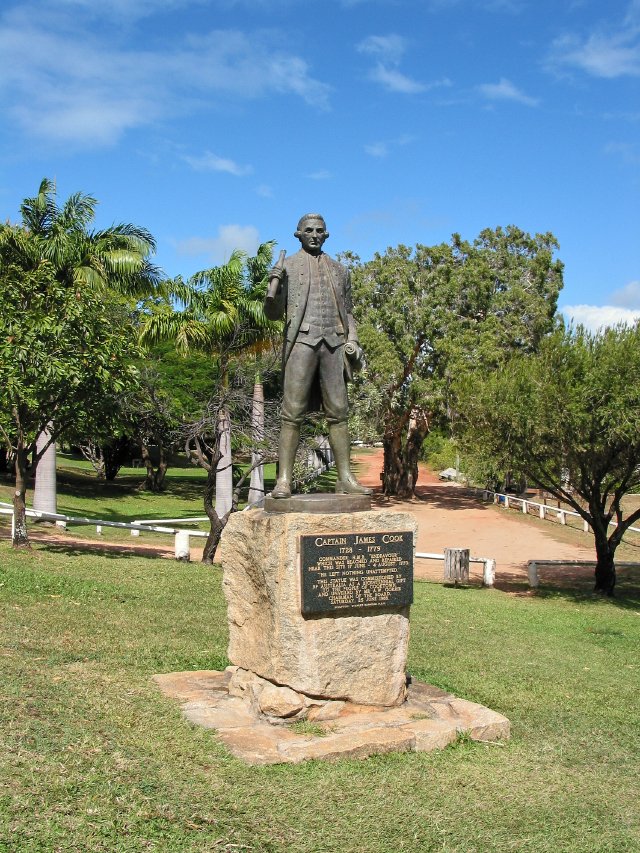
16,448,605,591
353,449,595,587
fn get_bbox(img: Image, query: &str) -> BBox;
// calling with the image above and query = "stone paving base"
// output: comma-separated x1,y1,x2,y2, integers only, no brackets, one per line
153,669,510,765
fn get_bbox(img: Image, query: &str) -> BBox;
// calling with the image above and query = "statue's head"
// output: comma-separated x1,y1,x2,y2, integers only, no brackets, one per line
295,213,328,255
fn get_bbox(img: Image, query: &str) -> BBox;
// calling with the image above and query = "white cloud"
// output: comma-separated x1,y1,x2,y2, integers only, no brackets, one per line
183,151,252,176
427,0,525,10
365,133,416,158
357,34,407,64
175,225,261,264
255,184,273,198
368,63,427,94
307,170,332,180
561,304,640,332
604,141,640,165
0,5,331,147
54,0,203,21
477,77,539,106
546,3,640,78
611,280,640,308
549,33,640,78
365,142,389,158
357,31,441,95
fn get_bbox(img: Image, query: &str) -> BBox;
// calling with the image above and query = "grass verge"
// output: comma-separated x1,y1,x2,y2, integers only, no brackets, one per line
1,541,639,851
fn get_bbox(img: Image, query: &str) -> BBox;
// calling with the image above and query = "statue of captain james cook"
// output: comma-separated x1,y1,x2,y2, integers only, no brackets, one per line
264,213,372,500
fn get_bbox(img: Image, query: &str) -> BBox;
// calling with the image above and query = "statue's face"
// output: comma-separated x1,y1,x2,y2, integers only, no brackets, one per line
297,218,327,255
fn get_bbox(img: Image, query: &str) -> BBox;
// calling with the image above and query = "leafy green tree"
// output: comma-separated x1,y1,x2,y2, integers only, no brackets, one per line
72,366,177,490
455,322,640,595
127,367,180,492
351,226,563,496
1,178,159,513
77,435,135,482
140,339,219,421
0,251,141,545
140,243,280,520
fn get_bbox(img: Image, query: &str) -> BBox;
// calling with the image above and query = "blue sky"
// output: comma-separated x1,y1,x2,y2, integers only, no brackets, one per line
1,0,638,330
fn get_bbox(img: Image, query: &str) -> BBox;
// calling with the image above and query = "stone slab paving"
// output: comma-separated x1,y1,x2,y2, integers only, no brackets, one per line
153,669,510,766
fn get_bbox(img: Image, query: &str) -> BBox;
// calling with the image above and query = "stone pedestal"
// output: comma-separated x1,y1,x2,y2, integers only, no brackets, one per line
219,508,417,707
153,669,512,766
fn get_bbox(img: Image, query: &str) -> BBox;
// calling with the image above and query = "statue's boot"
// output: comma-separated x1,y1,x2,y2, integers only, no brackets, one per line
329,421,373,495
271,422,299,499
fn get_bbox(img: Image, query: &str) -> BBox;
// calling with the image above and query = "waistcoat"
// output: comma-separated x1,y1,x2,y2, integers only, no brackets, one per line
299,254,344,347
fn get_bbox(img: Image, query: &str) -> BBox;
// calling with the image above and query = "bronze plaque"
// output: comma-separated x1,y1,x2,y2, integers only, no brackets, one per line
300,531,413,616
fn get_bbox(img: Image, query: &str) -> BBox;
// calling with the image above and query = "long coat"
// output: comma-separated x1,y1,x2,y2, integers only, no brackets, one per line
265,249,359,366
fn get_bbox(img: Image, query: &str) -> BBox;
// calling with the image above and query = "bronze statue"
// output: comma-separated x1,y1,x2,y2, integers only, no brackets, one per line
264,213,372,499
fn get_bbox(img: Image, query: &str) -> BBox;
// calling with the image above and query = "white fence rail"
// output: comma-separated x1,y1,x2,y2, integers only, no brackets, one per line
130,516,208,536
0,502,207,560
481,491,640,536
415,551,496,587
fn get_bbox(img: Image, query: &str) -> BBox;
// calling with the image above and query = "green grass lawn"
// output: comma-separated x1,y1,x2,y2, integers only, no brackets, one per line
1,541,638,852
0,454,280,544
0,454,340,545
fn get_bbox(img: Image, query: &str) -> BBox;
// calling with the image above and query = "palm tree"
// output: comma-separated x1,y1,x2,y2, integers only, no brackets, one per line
243,242,280,506
140,243,279,522
6,178,159,515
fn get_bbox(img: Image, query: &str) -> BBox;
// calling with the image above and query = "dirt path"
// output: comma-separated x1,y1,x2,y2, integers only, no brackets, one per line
14,449,596,587
353,449,594,585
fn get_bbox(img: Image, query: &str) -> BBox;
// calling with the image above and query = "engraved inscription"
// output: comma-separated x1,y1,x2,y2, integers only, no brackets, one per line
300,531,413,615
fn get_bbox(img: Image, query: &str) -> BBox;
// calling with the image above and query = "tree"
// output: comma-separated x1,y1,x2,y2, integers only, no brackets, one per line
140,243,280,517
1,178,159,513
0,252,141,545
15,178,159,298
78,435,135,481
455,322,640,595
243,243,282,505
182,374,280,563
72,363,179,490
351,226,563,497
127,367,179,492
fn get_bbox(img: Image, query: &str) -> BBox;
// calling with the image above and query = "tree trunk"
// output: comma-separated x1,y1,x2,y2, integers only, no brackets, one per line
79,441,106,478
33,427,57,517
202,469,225,564
248,377,265,506
103,436,130,481
382,410,429,498
141,442,156,490
215,406,233,519
383,432,404,495
141,441,169,492
156,452,168,491
398,410,429,497
12,449,30,547
593,529,616,596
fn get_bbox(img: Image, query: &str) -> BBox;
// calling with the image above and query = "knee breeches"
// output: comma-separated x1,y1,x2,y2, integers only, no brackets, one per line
281,340,348,425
